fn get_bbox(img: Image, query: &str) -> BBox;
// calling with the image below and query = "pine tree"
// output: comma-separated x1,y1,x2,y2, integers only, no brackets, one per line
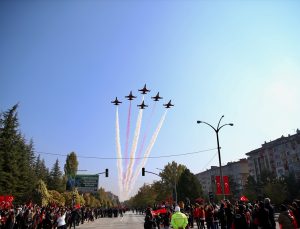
0,104,37,202
0,105,23,196
35,155,50,184
48,159,64,192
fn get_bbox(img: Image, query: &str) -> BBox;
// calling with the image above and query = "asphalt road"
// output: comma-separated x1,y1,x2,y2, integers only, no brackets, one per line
77,212,280,229
77,212,144,229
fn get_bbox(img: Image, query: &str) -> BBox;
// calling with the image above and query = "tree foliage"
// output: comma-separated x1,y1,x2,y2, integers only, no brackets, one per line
0,104,36,202
48,159,65,192
64,152,78,178
177,168,203,202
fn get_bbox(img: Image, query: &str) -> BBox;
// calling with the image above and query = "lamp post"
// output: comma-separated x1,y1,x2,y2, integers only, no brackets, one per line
197,115,233,200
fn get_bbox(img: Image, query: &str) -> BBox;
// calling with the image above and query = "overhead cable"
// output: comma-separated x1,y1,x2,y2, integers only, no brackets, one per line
37,147,218,160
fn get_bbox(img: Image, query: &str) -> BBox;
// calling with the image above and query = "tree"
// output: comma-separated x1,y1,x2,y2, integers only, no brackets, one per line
48,190,65,206
177,168,203,203
243,175,259,201
129,183,157,208
34,179,51,207
228,176,239,198
284,173,300,202
64,152,78,190
259,170,276,185
48,159,65,192
0,105,21,195
35,155,50,185
0,104,37,202
158,161,186,201
263,181,286,205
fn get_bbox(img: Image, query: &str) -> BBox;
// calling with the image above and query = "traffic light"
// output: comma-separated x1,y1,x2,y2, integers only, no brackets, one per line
142,168,145,176
105,169,109,177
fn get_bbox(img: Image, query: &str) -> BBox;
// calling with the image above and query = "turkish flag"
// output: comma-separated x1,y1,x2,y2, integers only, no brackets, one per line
223,176,230,195
4,196,14,203
216,176,222,195
151,208,167,216
240,196,249,202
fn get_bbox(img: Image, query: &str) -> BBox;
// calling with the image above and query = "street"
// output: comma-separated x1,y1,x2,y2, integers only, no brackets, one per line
77,212,280,229
77,212,144,229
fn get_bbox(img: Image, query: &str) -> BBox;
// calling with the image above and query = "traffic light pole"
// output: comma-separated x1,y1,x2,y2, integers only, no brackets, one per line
142,168,177,204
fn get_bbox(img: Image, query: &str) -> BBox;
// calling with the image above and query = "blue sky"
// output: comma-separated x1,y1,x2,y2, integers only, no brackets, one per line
1,1,300,200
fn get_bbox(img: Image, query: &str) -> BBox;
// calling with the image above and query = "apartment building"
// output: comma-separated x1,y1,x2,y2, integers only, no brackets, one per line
246,129,300,181
196,159,249,197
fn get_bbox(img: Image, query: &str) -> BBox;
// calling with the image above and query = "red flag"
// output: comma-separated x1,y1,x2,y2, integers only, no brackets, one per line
240,196,249,202
223,176,230,195
151,208,167,216
216,176,222,195
75,203,81,209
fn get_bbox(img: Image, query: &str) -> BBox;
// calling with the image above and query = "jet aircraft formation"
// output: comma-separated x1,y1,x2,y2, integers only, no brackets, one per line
111,84,174,109
111,84,173,199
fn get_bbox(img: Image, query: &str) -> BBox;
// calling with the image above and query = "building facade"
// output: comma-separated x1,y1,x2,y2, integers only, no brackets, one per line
196,159,249,197
246,129,300,181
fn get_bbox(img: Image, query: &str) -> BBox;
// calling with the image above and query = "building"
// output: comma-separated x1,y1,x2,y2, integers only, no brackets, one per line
246,129,300,181
196,159,249,197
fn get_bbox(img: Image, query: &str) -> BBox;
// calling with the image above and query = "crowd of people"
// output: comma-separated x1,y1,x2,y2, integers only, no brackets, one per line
144,198,300,229
0,204,125,229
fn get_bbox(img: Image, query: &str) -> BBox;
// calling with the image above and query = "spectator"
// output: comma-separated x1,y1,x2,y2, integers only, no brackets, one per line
264,198,276,229
278,204,296,229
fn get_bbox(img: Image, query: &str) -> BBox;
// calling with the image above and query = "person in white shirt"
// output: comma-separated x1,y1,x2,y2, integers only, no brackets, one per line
57,210,66,229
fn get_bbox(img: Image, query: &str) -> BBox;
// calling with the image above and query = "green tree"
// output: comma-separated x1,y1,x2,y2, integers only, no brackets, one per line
259,170,276,185
177,168,203,202
0,105,20,195
48,159,65,192
158,161,186,200
243,175,258,201
284,173,300,202
35,155,50,184
64,152,78,190
263,181,286,205
0,104,37,202
228,176,239,198
34,179,51,206
129,183,157,208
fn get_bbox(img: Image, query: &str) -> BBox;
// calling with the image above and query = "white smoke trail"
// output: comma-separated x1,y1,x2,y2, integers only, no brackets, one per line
115,107,123,196
128,110,167,195
124,107,144,193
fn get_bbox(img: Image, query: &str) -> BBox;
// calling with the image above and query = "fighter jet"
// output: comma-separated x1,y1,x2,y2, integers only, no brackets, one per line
138,84,150,94
137,101,148,109
125,91,137,100
151,92,163,101
111,97,122,106
163,100,174,108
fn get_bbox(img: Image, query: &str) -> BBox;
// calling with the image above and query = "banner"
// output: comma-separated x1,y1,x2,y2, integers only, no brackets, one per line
215,176,222,195
223,176,230,195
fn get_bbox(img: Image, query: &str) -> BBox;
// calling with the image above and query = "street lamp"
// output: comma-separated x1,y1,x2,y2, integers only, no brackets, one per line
197,115,233,200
